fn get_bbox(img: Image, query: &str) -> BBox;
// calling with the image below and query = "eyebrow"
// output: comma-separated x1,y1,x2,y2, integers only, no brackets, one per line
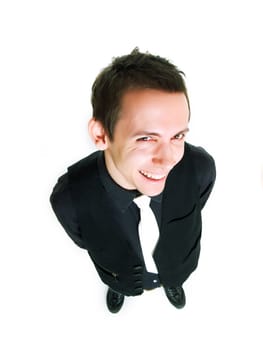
132,128,190,138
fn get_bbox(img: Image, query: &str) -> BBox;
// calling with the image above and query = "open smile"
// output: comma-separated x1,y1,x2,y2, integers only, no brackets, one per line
139,170,166,181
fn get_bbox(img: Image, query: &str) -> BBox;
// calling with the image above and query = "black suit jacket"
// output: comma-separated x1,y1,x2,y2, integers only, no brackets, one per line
50,143,216,296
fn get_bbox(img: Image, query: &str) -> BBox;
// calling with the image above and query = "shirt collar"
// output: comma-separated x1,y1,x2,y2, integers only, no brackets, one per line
97,152,162,212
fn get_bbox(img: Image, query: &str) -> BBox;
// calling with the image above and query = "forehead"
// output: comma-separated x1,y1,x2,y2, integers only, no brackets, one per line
115,89,189,132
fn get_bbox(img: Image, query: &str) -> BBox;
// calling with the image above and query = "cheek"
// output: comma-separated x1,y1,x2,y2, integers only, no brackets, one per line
124,148,150,164
117,152,141,172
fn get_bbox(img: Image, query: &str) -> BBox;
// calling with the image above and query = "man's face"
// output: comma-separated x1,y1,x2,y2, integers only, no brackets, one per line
104,89,189,196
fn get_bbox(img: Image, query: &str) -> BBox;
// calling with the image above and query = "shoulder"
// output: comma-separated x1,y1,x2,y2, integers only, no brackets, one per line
186,142,216,174
185,143,216,196
50,172,69,205
186,142,215,164
50,151,101,209
67,151,103,195
68,150,101,174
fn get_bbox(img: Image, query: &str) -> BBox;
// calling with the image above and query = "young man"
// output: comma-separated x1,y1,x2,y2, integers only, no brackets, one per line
50,48,216,313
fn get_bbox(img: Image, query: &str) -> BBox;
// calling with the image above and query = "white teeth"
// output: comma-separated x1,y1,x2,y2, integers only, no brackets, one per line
140,170,165,180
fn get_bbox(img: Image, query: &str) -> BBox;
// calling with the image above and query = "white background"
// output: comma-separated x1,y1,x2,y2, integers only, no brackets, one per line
1,0,263,349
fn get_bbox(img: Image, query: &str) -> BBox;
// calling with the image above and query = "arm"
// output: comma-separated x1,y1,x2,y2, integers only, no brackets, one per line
50,173,86,249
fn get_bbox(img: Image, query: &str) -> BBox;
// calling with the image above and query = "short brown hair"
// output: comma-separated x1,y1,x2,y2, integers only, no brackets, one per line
91,48,190,140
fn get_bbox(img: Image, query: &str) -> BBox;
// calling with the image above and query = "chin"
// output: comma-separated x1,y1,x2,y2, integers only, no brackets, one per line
139,182,166,197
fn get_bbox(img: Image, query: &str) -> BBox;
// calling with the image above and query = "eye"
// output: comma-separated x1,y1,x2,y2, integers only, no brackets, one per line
136,136,154,142
174,133,186,140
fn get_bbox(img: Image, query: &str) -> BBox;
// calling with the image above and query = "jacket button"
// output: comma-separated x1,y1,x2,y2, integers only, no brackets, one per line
133,265,143,272
134,280,142,286
133,273,142,278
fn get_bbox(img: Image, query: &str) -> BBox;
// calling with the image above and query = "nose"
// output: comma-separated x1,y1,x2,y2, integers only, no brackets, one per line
152,142,180,167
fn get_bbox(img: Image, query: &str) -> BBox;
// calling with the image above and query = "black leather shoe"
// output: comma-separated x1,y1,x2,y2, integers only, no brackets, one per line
106,288,125,313
164,286,186,309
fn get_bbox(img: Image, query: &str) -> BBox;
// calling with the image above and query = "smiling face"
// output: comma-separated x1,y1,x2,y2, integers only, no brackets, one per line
89,89,190,196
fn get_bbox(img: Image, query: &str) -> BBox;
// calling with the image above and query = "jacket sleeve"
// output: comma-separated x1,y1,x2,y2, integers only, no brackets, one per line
194,146,216,210
50,173,86,249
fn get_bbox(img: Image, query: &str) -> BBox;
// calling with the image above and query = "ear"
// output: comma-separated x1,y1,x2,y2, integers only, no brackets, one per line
88,118,109,150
